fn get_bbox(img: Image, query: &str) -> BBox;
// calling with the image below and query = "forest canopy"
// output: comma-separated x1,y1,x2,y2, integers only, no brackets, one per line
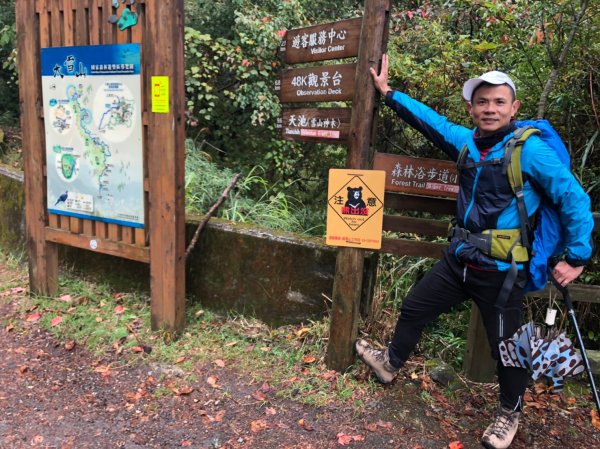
1,0,598,221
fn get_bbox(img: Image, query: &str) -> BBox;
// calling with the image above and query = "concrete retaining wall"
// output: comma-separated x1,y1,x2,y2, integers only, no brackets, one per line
0,164,375,325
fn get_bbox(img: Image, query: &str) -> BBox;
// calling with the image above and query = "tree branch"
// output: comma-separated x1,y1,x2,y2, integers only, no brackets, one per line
185,173,242,259
537,0,590,119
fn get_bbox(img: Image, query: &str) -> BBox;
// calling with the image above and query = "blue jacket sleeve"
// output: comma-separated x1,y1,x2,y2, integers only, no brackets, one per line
520,136,594,265
385,91,471,162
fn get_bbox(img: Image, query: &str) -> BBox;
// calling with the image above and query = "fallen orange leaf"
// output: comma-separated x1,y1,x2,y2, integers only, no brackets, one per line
592,410,600,429
303,355,316,364
172,385,194,396
1,286,26,297
336,433,364,445
337,434,352,445
376,420,393,429
26,313,41,322
94,365,112,375
250,419,268,433
296,327,310,338
365,422,378,432
321,370,338,381
114,305,125,314
298,419,314,431
50,316,63,327
251,390,267,401
449,441,464,449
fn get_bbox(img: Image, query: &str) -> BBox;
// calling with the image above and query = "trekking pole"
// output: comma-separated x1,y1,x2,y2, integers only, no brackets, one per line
549,274,600,415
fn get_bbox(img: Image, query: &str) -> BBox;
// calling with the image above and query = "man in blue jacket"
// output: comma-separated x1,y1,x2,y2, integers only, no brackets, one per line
355,54,594,449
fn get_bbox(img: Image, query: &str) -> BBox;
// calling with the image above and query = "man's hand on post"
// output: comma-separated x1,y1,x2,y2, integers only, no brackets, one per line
370,53,391,95
552,261,584,287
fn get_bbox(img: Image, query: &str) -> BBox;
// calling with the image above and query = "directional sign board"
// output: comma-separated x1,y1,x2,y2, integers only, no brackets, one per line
277,108,352,143
275,63,356,103
373,153,459,198
326,169,385,250
279,17,362,64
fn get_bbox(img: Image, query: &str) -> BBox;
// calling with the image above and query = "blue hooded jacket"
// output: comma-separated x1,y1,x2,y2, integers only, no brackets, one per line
385,90,593,272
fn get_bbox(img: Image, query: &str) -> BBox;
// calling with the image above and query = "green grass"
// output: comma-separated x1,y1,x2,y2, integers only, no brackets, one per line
184,139,325,236
0,255,375,409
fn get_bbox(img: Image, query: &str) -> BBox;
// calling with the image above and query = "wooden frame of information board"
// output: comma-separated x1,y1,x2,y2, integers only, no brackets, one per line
16,0,187,332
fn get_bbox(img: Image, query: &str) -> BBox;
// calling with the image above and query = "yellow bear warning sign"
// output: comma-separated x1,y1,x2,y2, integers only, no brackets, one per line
326,169,385,249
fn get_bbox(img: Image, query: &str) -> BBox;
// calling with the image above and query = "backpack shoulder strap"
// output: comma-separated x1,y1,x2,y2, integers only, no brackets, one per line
504,126,541,250
456,144,471,170
504,126,541,191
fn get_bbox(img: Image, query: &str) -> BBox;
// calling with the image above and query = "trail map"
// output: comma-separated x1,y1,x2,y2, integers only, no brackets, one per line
41,44,144,228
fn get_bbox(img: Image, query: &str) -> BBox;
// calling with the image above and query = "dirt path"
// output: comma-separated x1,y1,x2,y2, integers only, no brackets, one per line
1,262,599,449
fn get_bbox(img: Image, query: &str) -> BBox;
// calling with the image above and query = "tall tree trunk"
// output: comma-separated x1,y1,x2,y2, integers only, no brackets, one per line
537,0,589,119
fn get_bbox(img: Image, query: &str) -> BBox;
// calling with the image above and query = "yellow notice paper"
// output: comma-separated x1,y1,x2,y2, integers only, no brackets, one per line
326,169,385,250
151,76,169,113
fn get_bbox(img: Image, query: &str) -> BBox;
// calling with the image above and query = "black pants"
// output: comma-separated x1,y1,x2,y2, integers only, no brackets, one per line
387,249,529,411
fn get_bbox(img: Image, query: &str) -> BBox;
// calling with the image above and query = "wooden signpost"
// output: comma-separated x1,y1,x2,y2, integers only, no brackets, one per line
373,153,459,197
277,108,352,143
16,0,187,332
276,0,391,371
275,63,357,103
279,17,362,64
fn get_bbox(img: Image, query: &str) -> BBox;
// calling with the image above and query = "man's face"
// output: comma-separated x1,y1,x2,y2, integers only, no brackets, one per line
467,84,520,136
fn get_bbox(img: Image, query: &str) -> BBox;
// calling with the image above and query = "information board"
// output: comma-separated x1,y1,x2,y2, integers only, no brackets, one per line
41,44,144,228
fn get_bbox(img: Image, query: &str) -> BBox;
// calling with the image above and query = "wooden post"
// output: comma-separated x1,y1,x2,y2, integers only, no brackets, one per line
462,307,496,382
16,0,59,295
145,0,185,331
327,0,391,371
145,0,187,332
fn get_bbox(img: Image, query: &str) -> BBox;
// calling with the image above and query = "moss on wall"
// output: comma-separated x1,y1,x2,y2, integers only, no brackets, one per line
0,164,25,252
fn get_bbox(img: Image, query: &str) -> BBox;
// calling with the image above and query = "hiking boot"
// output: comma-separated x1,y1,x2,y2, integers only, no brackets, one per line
481,406,521,449
354,339,399,384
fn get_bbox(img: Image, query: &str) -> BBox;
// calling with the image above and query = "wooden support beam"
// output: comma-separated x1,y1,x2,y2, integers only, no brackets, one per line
45,227,150,263
17,0,59,295
327,0,391,372
380,238,446,259
145,0,186,332
462,306,496,382
384,192,456,215
383,215,449,237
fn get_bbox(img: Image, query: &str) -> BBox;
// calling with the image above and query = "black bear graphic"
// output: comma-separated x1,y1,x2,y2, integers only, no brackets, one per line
344,187,367,215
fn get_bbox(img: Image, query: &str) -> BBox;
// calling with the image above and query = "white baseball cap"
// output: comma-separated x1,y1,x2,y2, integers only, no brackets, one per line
462,71,516,101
